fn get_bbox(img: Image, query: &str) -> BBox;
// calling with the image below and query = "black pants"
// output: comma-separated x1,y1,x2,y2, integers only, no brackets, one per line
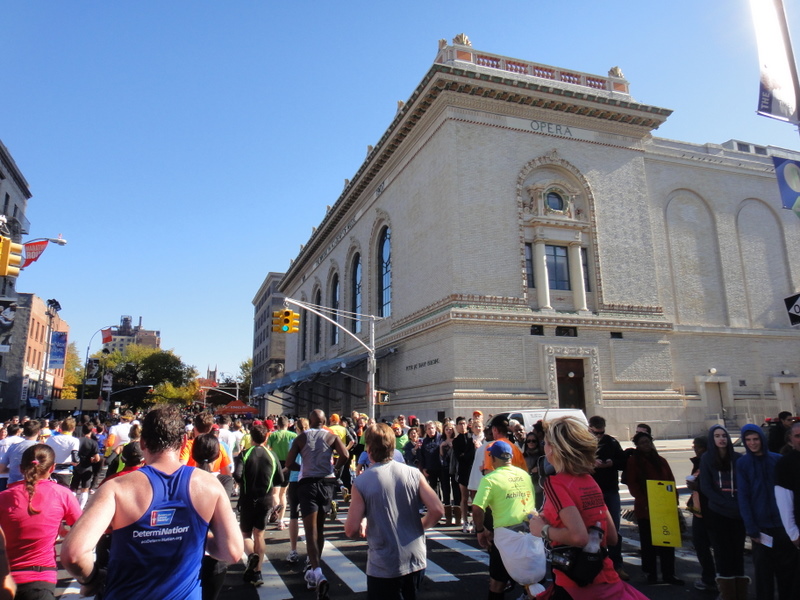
14,581,56,600
691,515,716,585
637,519,675,579
752,526,799,600
705,509,745,577
201,555,228,600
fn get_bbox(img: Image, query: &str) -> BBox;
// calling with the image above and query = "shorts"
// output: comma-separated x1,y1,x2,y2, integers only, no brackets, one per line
287,481,301,519
70,468,93,490
298,477,336,518
239,495,273,533
275,461,289,488
488,538,511,583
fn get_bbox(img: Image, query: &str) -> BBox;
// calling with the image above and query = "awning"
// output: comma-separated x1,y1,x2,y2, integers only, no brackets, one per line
254,348,395,396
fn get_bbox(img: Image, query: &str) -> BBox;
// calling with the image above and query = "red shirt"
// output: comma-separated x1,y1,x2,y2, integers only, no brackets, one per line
542,472,618,589
0,480,81,584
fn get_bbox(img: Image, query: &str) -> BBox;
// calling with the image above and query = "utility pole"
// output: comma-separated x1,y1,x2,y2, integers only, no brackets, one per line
283,297,380,421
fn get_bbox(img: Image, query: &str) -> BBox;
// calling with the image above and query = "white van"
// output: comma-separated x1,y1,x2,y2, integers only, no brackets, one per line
490,408,588,432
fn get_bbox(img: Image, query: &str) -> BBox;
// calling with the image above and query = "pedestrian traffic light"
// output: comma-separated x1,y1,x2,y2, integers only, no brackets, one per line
0,236,23,278
272,309,300,333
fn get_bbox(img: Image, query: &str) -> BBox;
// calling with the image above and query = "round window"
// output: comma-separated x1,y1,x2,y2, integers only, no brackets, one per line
546,191,565,211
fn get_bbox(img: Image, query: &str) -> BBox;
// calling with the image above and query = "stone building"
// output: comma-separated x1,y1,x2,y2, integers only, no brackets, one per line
251,271,287,416
260,35,800,437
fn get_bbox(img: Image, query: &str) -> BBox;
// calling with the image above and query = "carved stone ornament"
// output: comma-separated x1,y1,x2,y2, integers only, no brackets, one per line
453,33,472,47
608,66,624,78
438,39,448,51
542,344,602,407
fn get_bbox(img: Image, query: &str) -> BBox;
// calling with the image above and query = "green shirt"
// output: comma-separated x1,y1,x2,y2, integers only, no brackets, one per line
473,464,535,528
395,433,409,450
267,429,297,461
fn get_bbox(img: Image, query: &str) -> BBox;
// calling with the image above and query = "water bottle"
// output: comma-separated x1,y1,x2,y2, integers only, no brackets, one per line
583,521,603,554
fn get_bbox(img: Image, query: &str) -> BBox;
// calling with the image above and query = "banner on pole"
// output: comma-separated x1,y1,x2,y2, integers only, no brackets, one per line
750,0,800,124
21,240,49,269
49,331,68,369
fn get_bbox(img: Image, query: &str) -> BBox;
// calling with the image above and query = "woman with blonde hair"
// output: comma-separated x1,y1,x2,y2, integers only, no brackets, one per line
0,444,81,600
528,417,649,600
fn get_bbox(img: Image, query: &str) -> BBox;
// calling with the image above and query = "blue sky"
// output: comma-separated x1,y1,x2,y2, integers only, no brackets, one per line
2,1,799,382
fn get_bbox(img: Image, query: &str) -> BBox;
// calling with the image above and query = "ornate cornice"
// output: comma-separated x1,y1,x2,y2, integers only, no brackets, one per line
280,58,671,290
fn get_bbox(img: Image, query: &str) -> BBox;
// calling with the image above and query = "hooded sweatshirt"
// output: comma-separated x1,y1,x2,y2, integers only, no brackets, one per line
699,424,742,519
736,423,784,536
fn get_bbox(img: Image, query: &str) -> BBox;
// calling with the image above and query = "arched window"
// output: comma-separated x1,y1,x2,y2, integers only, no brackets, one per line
378,227,392,317
351,253,362,333
314,289,322,354
330,273,339,346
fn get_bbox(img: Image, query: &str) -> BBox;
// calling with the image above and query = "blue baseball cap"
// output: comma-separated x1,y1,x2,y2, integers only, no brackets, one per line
489,440,513,459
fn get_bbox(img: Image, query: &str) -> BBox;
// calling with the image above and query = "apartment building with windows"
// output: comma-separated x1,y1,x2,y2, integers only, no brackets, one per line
256,35,800,436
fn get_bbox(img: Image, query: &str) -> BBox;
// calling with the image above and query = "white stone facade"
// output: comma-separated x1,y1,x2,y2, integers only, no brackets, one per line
270,37,800,438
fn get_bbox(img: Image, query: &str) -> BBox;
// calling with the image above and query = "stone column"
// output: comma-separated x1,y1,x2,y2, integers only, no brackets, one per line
568,242,588,312
534,239,551,310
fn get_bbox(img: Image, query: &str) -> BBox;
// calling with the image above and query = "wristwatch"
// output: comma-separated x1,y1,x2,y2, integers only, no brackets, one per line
541,524,551,543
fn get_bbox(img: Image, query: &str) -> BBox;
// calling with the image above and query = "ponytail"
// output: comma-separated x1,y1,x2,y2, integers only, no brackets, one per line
20,444,55,516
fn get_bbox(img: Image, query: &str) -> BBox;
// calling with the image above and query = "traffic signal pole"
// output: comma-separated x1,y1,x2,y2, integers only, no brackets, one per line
283,297,380,421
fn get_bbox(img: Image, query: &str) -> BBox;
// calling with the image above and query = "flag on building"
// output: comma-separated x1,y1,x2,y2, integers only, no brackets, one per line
750,0,800,124
101,328,113,344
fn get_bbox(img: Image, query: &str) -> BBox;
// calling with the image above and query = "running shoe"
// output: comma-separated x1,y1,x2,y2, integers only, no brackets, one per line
341,485,351,503
304,566,318,589
316,568,329,599
250,572,264,587
303,558,312,574
286,550,300,563
242,552,260,584
329,500,338,521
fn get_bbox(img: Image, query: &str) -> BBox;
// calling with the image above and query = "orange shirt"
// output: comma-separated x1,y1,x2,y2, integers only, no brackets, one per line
482,437,527,473
179,438,232,474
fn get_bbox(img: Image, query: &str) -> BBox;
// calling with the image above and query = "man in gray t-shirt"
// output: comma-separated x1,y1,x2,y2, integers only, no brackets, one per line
345,423,443,599
0,420,41,484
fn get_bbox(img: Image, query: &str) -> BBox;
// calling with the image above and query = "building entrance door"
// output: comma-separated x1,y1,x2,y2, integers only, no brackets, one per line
556,358,585,412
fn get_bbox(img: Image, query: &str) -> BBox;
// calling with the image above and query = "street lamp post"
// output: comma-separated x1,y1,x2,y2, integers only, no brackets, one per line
78,326,115,415
37,299,61,417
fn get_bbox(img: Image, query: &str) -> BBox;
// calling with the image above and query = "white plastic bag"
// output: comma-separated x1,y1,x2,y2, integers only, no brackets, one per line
493,526,547,586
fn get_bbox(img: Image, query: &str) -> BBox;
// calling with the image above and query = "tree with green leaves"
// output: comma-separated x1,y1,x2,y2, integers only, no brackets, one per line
91,344,197,410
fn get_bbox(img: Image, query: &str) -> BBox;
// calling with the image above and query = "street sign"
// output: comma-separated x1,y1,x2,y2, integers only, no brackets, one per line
785,293,800,326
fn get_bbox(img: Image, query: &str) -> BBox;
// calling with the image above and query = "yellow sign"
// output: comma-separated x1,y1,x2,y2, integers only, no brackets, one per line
646,480,681,547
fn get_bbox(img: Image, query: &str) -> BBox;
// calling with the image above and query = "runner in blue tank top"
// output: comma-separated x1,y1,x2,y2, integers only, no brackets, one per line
62,406,242,599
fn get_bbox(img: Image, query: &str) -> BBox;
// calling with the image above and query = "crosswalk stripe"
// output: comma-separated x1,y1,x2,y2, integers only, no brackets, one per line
322,539,368,592
241,552,293,600
260,555,294,599
425,530,489,566
59,581,82,596
332,513,461,584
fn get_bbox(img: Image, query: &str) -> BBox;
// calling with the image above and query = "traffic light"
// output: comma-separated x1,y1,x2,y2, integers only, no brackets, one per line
0,236,23,277
272,310,284,333
272,309,300,333
376,390,389,404
284,310,300,333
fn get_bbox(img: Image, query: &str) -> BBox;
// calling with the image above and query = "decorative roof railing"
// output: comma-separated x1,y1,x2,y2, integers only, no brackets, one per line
435,37,630,96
